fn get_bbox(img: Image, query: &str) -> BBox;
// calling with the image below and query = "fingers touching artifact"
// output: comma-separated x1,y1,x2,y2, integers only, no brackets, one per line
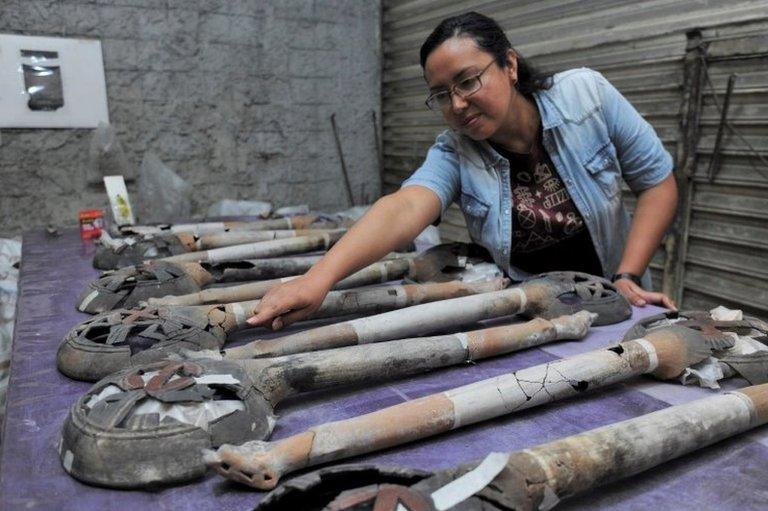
613,277,677,310
247,274,330,329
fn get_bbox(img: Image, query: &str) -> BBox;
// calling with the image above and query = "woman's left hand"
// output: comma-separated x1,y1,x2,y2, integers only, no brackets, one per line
613,278,677,310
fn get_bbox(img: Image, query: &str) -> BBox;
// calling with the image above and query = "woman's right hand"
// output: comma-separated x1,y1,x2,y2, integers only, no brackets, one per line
245,188,441,331
246,273,333,330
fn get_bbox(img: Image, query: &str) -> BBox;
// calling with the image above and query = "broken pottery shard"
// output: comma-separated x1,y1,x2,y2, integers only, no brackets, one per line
622,309,766,342
92,233,191,270
60,312,593,488
623,308,768,385
207,317,765,490
77,261,210,314
255,465,430,511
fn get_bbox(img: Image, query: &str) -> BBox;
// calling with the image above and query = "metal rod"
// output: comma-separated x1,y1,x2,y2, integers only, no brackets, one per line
707,73,736,182
372,109,383,198
330,113,355,207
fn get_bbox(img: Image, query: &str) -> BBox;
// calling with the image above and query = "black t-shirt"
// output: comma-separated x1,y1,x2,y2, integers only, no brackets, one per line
490,136,604,276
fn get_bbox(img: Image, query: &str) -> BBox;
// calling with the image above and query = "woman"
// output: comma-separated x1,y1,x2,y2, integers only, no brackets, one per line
248,11,677,331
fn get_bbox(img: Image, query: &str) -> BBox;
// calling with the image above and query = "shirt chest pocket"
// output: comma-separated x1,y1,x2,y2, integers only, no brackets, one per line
584,144,621,200
459,191,490,240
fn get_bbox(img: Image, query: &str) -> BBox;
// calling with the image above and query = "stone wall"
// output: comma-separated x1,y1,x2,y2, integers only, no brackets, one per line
0,0,381,237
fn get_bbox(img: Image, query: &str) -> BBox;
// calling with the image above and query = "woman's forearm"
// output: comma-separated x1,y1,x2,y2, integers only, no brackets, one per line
616,174,678,277
306,186,442,288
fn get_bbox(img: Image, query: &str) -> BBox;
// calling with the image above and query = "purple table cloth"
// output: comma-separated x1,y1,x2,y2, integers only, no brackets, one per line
2,228,767,510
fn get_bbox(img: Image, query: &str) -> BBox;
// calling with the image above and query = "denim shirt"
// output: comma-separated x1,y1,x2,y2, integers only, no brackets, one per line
402,68,673,287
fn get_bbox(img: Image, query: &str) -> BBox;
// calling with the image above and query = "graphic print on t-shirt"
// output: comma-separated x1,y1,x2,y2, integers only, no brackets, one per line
497,144,585,254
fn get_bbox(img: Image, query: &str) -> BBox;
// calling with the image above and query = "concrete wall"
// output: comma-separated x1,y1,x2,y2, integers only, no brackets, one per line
0,0,381,237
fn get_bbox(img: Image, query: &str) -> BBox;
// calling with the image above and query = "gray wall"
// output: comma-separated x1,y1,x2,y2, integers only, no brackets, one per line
0,0,381,237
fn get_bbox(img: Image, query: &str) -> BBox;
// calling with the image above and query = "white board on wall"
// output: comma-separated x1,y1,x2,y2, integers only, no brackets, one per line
0,34,108,128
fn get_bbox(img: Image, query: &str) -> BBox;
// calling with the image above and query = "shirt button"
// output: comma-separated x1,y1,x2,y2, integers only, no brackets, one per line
504,209,510,215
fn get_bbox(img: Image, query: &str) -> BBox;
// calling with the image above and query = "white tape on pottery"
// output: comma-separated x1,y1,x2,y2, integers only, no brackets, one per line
430,452,509,510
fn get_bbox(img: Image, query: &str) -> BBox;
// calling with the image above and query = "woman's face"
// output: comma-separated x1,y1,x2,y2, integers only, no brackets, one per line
424,36,518,141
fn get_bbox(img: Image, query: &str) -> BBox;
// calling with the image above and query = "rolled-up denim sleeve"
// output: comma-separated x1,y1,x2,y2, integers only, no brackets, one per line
596,72,673,193
400,131,461,217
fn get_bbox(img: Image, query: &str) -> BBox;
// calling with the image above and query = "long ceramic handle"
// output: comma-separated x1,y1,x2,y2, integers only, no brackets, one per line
195,229,342,250
490,383,768,508
149,258,413,306
221,279,505,331
308,278,507,320
328,258,412,290
209,337,661,489
209,255,324,282
122,215,319,236
223,285,531,359
246,312,595,404
152,277,302,306
169,279,507,336
160,231,345,264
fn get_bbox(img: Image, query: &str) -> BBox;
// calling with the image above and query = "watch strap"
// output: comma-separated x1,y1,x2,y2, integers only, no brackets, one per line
612,272,642,286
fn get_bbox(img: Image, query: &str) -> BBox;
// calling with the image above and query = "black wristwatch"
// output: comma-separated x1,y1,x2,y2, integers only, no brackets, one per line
611,272,642,286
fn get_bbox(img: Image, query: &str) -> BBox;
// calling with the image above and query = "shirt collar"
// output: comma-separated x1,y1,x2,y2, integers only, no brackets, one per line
532,90,565,130
464,89,564,166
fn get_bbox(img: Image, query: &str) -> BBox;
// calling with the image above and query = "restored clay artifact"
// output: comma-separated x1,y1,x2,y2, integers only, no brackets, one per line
59,312,594,488
206,310,766,490
59,279,508,381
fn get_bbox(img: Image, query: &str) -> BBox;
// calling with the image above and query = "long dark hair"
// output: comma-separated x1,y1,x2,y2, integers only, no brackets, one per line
420,11,552,96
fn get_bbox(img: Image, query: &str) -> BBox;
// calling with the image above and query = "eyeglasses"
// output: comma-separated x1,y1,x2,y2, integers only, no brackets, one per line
425,60,495,112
